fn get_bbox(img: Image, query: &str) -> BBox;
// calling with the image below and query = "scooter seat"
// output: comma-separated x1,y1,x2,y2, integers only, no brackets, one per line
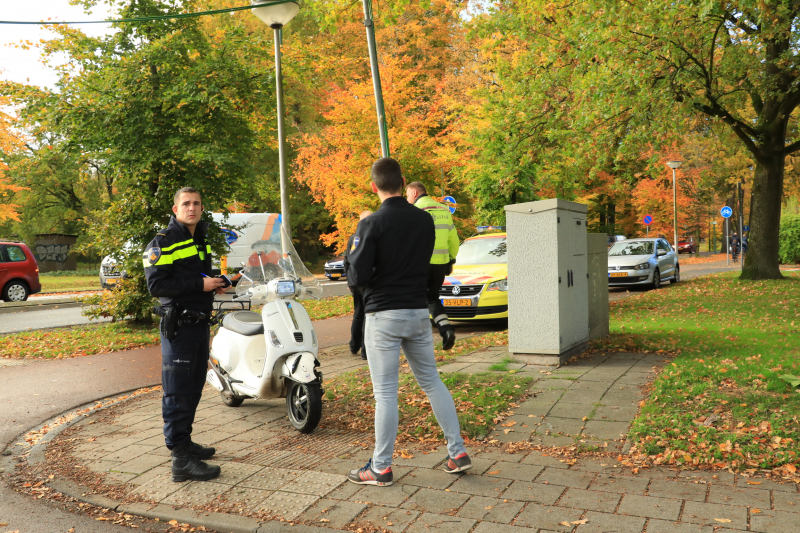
221,311,264,336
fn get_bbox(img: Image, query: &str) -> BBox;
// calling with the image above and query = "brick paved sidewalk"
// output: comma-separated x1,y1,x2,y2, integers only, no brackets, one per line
32,344,800,533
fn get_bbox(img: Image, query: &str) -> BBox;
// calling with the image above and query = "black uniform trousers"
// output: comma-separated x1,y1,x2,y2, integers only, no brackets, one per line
349,286,367,355
161,320,210,449
426,263,453,336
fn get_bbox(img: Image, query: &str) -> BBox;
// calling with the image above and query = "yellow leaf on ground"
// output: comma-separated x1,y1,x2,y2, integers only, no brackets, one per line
752,509,761,514
714,518,732,523
571,519,588,524
559,522,571,527
487,471,500,475
746,480,762,485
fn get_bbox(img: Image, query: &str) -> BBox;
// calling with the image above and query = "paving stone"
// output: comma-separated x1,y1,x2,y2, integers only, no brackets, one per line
681,501,748,530
325,479,362,501
737,477,799,493
582,420,629,440
473,451,527,463
456,495,525,523
86,459,120,474
559,488,621,512
601,390,643,406
448,474,512,497
465,457,497,475
359,505,420,533
549,402,592,419
708,484,770,508
485,461,544,482
773,490,800,511
297,498,368,529
406,512,476,533
218,486,274,512
617,494,681,520
399,487,471,514
750,509,800,533
161,480,230,507
397,468,459,490
191,430,237,445
129,472,183,502
351,483,419,507
112,453,169,475
127,466,171,486
513,502,583,531
97,436,145,452
569,458,625,474
589,473,650,495
559,388,605,404
677,470,735,485
536,417,585,436
99,444,156,463
536,467,595,489
573,510,646,533
280,471,346,496
471,522,535,533
645,519,713,533
238,466,303,490
501,480,565,504
528,434,578,448
521,452,571,469
252,491,319,520
647,479,707,502
391,448,448,469
316,458,353,477
593,405,638,422
490,427,532,443
512,401,553,417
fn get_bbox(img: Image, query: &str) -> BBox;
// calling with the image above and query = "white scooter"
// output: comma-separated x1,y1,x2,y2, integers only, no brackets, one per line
205,229,325,433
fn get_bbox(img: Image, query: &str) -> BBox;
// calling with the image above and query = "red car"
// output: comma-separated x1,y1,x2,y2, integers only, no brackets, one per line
677,236,697,254
0,241,42,302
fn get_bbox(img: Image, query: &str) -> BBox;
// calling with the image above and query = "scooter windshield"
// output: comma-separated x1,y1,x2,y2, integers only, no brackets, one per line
235,224,322,300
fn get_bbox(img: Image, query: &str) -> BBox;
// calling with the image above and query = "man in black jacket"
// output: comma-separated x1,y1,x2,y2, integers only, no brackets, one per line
345,158,470,487
144,187,225,482
343,210,372,360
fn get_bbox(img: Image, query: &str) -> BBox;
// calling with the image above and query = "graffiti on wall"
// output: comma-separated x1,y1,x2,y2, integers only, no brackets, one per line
35,244,72,264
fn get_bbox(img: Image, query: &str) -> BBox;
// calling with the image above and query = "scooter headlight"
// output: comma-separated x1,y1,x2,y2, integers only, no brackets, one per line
276,280,296,297
268,330,283,348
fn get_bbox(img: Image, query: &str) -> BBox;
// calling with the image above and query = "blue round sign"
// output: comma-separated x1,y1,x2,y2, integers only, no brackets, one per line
221,228,238,245
643,215,653,226
720,206,733,218
743,224,750,232
442,195,457,214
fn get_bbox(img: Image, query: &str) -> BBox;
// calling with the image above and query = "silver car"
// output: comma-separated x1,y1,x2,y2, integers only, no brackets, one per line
607,238,679,289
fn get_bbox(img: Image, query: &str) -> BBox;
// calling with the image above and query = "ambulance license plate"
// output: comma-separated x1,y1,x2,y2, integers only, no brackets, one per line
443,299,471,307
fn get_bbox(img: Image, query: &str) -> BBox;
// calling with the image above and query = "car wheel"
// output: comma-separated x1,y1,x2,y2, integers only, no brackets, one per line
651,269,661,290
671,267,680,284
2,280,30,302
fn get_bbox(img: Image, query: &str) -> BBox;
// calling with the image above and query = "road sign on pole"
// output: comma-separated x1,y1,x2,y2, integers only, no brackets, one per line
643,215,653,225
743,224,750,232
442,195,457,214
721,206,733,218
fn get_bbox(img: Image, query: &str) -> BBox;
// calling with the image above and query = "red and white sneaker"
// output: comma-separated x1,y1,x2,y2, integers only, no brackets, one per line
443,453,472,473
347,459,393,486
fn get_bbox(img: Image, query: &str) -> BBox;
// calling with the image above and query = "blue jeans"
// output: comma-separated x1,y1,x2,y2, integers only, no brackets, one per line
365,308,466,470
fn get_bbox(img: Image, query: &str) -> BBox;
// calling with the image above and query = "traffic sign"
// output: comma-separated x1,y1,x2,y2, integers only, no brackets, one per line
720,206,733,218
643,215,653,226
442,195,457,214
221,228,238,245
743,224,750,232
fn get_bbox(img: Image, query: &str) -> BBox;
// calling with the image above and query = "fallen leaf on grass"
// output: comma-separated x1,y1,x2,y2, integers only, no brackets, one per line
714,518,732,523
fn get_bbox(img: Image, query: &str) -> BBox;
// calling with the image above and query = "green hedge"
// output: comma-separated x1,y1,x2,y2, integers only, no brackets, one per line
779,215,800,264
39,270,98,277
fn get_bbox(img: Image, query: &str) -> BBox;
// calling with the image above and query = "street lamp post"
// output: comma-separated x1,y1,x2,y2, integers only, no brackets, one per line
666,160,682,252
252,1,300,249
360,0,390,157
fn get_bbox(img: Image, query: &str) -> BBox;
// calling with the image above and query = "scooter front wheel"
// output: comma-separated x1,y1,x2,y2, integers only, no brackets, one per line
286,381,322,434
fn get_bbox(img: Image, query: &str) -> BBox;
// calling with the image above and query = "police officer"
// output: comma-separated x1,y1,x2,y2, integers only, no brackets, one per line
405,182,458,350
343,210,373,360
144,187,226,482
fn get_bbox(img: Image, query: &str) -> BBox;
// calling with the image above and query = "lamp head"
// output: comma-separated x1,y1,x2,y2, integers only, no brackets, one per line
252,0,300,28
666,160,683,169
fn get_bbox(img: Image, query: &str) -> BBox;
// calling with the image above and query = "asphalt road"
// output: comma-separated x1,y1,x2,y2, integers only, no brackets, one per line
0,280,352,334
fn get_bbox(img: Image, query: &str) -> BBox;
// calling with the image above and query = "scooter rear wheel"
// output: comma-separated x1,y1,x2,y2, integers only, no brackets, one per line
221,390,244,407
286,381,322,434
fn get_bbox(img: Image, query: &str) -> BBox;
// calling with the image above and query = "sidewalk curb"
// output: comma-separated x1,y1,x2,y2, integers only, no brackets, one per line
18,389,347,533
0,300,81,314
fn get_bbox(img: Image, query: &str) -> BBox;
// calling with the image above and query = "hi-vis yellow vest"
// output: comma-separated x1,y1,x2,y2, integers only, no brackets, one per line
415,195,459,265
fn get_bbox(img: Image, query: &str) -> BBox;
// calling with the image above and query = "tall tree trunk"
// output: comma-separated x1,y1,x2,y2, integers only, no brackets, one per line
742,154,784,279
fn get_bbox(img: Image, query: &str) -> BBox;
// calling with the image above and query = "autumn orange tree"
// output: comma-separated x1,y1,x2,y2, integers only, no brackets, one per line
0,96,25,224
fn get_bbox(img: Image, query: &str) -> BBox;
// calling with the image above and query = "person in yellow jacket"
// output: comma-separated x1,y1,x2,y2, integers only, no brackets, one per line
406,182,458,350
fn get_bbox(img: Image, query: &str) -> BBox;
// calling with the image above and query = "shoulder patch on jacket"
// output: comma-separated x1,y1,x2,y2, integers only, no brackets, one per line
147,248,162,265
350,236,360,252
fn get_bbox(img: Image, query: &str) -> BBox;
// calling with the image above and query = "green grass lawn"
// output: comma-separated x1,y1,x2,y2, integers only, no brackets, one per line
39,275,101,293
0,322,159,359
593,271,800,475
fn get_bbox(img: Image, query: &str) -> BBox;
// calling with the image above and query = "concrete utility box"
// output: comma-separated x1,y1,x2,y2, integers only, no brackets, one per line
505,199,589,365
587,233,609,341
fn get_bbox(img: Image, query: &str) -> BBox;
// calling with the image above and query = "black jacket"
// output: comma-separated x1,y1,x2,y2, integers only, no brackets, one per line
143,216,214,312
348,196,435,313
343,233,357,288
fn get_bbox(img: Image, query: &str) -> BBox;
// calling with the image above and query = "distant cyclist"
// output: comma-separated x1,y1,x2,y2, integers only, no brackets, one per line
730,232,740,263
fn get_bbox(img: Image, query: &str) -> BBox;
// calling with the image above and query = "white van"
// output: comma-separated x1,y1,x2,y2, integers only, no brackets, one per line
99,213,281,288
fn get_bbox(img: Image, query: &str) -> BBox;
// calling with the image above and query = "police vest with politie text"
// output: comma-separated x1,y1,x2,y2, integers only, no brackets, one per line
413,195,459,265
143,216,215,313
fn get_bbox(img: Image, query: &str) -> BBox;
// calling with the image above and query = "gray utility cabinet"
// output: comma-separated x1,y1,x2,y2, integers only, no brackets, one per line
505,199,589,364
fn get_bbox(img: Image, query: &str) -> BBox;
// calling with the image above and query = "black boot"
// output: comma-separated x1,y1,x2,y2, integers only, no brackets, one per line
171,444,221,482
188,441,215,460
442,328,456,351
